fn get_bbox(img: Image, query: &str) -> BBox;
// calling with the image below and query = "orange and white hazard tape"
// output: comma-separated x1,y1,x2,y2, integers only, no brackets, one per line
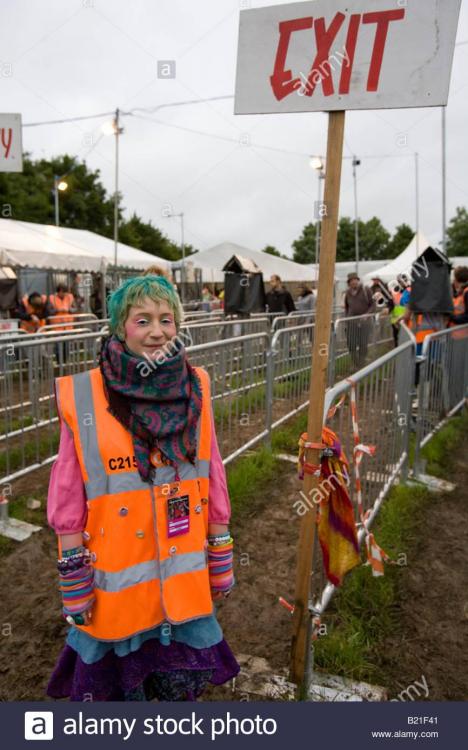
345,378,392,577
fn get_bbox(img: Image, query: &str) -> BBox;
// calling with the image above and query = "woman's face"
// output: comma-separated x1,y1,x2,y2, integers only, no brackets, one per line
124,297,177,358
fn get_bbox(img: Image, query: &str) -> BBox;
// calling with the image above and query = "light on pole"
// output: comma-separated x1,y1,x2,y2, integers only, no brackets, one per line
53,176,68,226
310,156,325,283
352,156,361,275
414,151,420,258
441,107,447,254
164,210,185,302
102,110,124,269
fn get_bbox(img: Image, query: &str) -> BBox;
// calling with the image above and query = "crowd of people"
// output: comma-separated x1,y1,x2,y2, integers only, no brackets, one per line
15,284,77,333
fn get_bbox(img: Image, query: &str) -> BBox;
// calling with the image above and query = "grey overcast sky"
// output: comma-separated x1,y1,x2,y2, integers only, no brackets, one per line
2,0,467,257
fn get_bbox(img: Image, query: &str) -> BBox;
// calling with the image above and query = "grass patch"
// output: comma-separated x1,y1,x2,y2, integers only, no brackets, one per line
313,482,429,683
0,431,59,474
0,489,48,559
420,412,468,479
226,409,310,522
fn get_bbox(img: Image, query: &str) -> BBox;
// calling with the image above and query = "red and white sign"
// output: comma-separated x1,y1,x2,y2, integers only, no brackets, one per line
0,113,23,173
234,0,461,114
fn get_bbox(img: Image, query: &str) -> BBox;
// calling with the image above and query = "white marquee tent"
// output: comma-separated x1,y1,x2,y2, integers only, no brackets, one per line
191,241,319,284
0,219,171,273
362,232,432,285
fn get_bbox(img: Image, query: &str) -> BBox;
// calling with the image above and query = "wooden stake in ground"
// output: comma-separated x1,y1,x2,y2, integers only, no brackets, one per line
290,110,345,690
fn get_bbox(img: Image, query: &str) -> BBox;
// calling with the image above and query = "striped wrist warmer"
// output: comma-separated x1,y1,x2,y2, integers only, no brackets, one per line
208,537,234,593
59,563,95,617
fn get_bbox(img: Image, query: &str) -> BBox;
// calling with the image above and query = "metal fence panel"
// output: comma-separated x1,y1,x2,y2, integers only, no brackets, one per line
307,340,415,619
413,324,468,475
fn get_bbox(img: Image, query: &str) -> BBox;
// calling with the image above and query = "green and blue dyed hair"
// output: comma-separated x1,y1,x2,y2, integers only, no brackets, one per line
107,275,183,340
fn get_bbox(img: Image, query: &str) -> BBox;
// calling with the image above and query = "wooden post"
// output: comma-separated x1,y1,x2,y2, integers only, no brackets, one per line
290,110,345,690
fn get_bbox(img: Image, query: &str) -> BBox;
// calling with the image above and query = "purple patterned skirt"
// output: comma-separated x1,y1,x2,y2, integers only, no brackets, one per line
47,638,239,701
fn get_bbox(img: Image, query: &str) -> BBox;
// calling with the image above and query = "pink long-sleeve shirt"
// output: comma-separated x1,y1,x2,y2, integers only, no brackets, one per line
48,407,231,535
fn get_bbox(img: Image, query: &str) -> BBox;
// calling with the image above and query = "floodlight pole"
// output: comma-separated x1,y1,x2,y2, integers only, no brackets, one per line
113,108,124,269
352,156,360,274
441,107,447,253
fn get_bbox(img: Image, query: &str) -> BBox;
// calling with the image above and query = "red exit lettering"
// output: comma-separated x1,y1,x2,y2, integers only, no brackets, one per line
270,8,405,101
1,128,13,159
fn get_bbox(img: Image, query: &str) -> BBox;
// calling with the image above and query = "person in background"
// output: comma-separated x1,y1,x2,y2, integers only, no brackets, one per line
450,266,468,326
388,275,409,347
296,284,315,311
266,274,296,315
201,286,214,312
296,284,315,342
48,284,76,331
16,292,50,333
344,272,375,368
144,265,172,281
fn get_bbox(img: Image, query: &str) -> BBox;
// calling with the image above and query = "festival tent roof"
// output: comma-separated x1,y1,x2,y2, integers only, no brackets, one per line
191,241,319,284
0,219,171,273
362,231,432,285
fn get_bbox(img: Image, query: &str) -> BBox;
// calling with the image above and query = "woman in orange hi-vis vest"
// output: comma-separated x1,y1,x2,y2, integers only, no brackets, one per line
46,275,239,701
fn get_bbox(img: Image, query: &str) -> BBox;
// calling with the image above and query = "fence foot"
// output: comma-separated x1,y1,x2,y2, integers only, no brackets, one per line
407,474,456,494
308,673,388,702
0,517,42,542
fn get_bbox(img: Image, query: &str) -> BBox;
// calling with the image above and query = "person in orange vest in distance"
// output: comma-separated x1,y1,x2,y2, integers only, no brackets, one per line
450,266,468,334
46,274,238,701
48,283,76,330
16,292,49,333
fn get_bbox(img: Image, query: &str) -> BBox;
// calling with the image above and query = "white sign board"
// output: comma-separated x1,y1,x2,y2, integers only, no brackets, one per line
235,0,461,114
0,113,23,172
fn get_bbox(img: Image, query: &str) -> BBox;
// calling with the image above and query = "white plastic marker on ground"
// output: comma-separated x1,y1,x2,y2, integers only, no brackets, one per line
234,0,461,695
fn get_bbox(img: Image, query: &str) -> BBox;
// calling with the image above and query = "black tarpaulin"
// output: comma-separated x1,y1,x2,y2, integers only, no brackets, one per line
409,247,454,314
222,254,266,315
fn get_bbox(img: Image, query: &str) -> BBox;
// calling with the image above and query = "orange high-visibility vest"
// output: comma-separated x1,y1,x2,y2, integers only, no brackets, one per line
20,294,47,333
408,314,437,344
55,365,213,641
48,293,75,330
450,290,468,339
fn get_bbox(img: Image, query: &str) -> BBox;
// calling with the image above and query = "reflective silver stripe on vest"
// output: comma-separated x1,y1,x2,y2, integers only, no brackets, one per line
86,471,150,501
93,551,207,593
73,370,107,482
153,460,210,486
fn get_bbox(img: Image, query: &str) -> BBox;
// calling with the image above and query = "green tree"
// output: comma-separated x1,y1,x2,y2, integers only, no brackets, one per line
0,153,116,234
387,223,414,259
119,213,179,260
359,216,390,260
336,216,356,262
0,153,198,261
446,207,468,256
292,223,318,264
262,244,286,258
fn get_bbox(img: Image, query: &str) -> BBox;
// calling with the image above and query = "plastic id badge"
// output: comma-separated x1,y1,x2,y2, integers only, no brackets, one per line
167,495,190,537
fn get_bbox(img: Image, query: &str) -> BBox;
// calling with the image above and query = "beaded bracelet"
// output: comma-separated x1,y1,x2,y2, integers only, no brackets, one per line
207,533,231,547
61,545,86,559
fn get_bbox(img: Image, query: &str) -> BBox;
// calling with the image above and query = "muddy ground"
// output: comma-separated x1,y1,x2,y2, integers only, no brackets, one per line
0,434,467,701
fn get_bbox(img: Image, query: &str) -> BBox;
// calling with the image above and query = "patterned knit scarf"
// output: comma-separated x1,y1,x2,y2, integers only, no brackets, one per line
99,335,202,482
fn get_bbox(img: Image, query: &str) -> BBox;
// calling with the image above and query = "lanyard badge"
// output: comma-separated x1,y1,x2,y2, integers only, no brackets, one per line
167,494,190,537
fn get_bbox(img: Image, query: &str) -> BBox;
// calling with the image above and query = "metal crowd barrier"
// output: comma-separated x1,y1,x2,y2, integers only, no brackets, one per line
187,333,270,465
0,313,396,488
413,324,468,477
329,312,394,385
181,317,270,347
316,341,414,610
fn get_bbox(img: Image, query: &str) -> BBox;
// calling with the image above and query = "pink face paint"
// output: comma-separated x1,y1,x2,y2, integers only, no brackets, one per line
124,320,141,338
